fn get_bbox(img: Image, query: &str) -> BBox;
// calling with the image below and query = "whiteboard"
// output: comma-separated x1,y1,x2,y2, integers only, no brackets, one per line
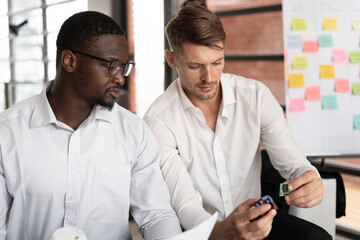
283,0,360,156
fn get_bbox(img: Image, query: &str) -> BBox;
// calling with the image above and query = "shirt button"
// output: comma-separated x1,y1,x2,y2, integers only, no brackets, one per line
71,165,75,169
70,195,74,200
226,199,230,204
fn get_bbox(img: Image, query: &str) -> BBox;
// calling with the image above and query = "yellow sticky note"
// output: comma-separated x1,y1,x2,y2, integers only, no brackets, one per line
352,82,360,95
352,19,360,30
292,56,308,69
289,73,305,88
292,18,307,30
323,18,338,30
320,65,335,79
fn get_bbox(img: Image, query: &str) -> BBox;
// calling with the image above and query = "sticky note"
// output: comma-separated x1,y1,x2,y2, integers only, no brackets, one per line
291,18,307,30
305,86,321,100
322,95,338,109
352,82,360,95
352,19,360,30
303,40,318,52
323,18,338,30
335,79,351,92
318,35,333,47
288,73,305,88
332,49,348,62
354,115,360,129
288,35,303,48
292,56,308,69
349,51,360,63
290,98,306,112
284,48,288,62
320,65,335,79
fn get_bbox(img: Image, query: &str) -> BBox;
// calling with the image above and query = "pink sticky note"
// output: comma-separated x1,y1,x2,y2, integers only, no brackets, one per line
332,49,348,62
289,98,306,112
335,79,351,92
305,86,321,100
303,40,318,52
284,48,288,62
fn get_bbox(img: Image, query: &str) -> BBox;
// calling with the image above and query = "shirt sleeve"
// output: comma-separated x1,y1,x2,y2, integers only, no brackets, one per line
0,148,11,239
259,86,320,180
144,116,211,230
129,121,182,240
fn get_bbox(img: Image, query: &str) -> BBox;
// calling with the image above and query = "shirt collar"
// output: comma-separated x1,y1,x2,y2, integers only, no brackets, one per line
177,73,236,110
30,80,114,129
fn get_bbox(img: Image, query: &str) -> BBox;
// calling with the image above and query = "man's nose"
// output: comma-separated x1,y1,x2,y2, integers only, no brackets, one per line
201,66,212,82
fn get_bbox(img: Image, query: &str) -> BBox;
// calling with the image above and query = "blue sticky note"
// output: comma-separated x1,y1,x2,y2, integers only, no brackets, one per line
355,115,360,129
318,35,333,47
288,35,303,48
322,95,338,109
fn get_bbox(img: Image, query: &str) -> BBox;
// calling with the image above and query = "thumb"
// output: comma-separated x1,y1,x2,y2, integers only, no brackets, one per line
234,197,261,213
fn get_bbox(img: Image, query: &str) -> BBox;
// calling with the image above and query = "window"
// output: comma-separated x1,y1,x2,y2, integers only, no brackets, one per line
0,0,86,110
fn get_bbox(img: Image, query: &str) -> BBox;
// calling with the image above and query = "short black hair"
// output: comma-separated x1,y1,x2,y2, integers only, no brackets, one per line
56,11,125,66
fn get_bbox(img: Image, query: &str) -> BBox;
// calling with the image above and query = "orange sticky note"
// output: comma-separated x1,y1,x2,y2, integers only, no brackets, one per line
335,79,351,92
320,65,335,79
290,98,306,112
332,49,348,62
288,73,305,88
305,86,321,100
303,40,318,52
323,18,338,30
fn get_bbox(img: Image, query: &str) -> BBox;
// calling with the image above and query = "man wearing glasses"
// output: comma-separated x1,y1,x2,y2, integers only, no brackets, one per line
0,11,181,240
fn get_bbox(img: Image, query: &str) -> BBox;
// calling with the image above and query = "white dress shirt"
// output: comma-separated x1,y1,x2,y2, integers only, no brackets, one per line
0,81,182,240
144,73,318,230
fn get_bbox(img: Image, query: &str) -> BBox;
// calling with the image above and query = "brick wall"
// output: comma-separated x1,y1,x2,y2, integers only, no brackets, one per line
207,1,285,103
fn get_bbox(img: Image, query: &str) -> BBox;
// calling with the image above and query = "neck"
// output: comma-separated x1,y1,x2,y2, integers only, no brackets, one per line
190,84,222,132
47,78,94,130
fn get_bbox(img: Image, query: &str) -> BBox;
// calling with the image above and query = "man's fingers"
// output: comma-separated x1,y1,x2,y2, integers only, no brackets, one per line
286,175,323,206
288,190,323,208
247,209,276,239
234,197,262,213
287,170,318,191
248,203,272,222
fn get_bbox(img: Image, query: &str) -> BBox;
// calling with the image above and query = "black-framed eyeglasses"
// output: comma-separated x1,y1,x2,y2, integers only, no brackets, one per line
71,50,135,77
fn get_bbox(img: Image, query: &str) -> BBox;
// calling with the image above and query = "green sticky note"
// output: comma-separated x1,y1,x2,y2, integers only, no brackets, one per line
318,35,333,47
354,115,360,129
352,82,360,95
322,95,338,109
349,51,360,63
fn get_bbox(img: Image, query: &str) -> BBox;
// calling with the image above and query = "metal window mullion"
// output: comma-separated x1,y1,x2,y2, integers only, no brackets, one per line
42,0,48,84
7,0,16,108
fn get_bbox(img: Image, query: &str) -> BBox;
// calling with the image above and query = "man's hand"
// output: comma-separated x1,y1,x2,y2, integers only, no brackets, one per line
285,170,323,208
209,198,277,240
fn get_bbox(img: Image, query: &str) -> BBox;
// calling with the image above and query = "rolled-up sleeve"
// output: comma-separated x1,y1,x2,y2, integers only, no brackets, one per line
144,116,211,230
259,86,319,180
130,122,182,239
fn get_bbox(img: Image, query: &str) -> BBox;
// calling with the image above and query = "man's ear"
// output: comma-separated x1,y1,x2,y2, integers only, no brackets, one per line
61,50,77,73
165,49,176,69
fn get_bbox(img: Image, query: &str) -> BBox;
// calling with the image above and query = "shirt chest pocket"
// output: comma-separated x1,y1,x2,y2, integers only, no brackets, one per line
93,163,131,207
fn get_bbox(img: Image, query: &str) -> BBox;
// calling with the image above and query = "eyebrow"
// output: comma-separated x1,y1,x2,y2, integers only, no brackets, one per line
186,57,225,65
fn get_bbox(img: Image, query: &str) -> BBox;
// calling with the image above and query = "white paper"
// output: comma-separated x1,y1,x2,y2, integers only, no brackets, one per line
168,212,219,240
